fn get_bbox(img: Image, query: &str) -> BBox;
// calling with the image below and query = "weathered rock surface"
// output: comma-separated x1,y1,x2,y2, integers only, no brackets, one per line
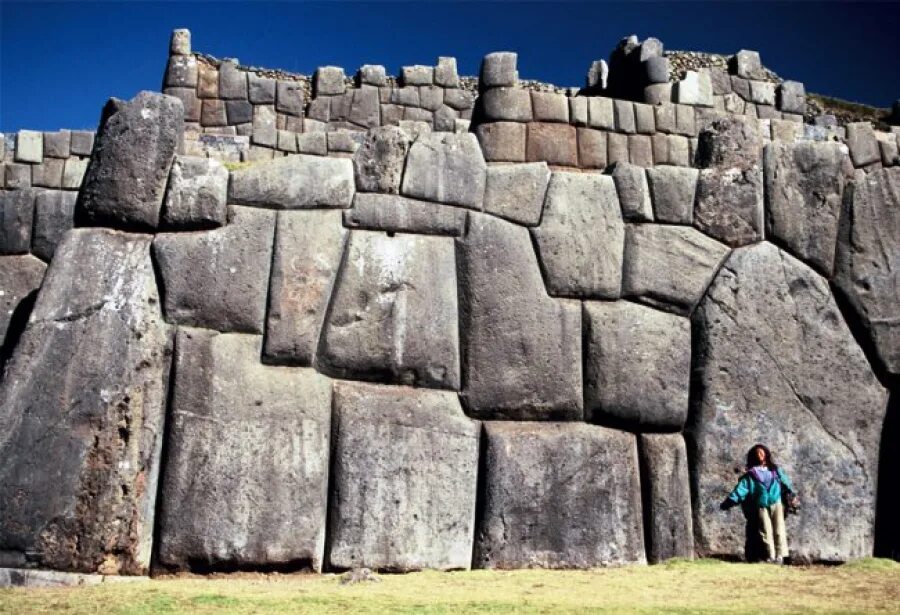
153,206,276,333
229,155,355,209
156,329,331,571
161,155,228,229
764,141,851,275
622,224,730,315
328,382,479,571
263,210,347,366
0,229,171,574
834,167,900,375
646,166,698,225
689,242,888,562
694,167,764,247
483,162,550,226
639,434,694,563
353,126,411,194
531,172,624,298
457,213,582,419
32,190,77,261
0,255,46,345
695,115,762,171
401,132,486,209
474,423,645,568
76,92,183,230
318,230,460,389
584,301,690,431
610,162,653,222
0,189,36,254
343,193,467,236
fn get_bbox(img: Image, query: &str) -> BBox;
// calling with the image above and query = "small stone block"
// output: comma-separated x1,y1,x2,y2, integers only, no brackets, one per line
634,103,656,134
42,131,70,158
531,91,569,123
5,163,31,189
608,132,630,165
62,158,88,189
527,123,578,166
476,122,526,162
315,66,346,96
569,97,588,126
402,65,434,86
480,52,518,88
434,57,459,88
588,97,615,130
614,100,637,134
358,64,387,87
15,130,42,163
577,128,607,169
218,61,248,100
247,74,277,104
69,131,94,156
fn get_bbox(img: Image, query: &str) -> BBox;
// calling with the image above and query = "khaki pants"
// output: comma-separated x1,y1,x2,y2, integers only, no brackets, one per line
758,501,788,560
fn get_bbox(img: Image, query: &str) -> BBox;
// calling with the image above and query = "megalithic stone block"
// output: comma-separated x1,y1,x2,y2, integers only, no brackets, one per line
401,132,486,210
0,228,172,574
153,206,276,334
318,230,460,390
327,382,479,571
474,422,645,568
689,242,888,562
639,434,694,563
229,154,355,209
0,188,36,254
0,254,46,344
77,91,184,230
353,126,411,195
457,213,582,420
161,155,229,230
156,329,332,572
32,189,77,261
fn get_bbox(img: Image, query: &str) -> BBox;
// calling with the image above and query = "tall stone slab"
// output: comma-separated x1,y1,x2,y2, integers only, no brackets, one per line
474,423,645,568
0,255,46,346
263,210,347,366
401,132,486,209
457,213,582,420
764,142,852,276
531,172,624,299
76,92,183,230
318,230,460,389
834,168,900,375
156,329,332,571
328,382,479,571
153,206,276,334
689,242,888,562
0,229,171,574
639,434,694,563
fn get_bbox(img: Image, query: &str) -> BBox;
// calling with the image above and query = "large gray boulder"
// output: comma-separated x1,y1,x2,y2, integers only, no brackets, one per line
457,213,582,420
327,382,479,571
0,255,46,345
156,329,332,572
318,230,460,390
695,115,762,171
263,210,347,366
584,301,690,431
229,155,355,209
646,166,698,225
401,132,486,209
622,224,730,315
474,423,645,568
161,155,228,229
531,172,624,299
76,91,183,230
834,167,900,375
483,162,550,226
689,242,888,562
639,434,694,563
0,189,35,255
693,167,764,247
343,193,468,236
0,229,171,574
353,126,411,194
153,206,275,334
764,142,852,276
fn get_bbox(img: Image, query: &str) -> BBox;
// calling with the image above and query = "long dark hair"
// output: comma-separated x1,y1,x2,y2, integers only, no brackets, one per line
746,443,778,470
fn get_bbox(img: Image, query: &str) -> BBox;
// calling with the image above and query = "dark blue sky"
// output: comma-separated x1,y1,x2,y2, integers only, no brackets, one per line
2,1,898,132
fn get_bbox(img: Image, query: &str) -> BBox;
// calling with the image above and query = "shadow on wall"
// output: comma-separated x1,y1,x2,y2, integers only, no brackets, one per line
875,384,899,560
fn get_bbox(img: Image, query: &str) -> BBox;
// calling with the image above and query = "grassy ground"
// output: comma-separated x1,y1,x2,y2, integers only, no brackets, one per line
1,558,899,614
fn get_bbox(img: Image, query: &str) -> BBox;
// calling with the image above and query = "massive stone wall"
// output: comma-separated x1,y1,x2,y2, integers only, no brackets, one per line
0,29,898,580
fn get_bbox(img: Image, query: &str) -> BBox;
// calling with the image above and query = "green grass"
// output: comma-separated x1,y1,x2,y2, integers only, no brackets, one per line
2,559,899,614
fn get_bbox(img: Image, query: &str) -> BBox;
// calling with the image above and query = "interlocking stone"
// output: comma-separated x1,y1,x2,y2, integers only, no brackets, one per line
731,50,763,79
197,63,218,98
476,122,526,162
418,85,444,112
297,132,327,155
577,128,607,169
14,130,42,163
480,52,518,88
0,254,46,343
639,434,694,563
164,55,198,88
353,126,411,194
200,99,227,126
584,301,690,430
218,60,248,99
251,105,277,147
246,73,276,104
748,80,776,106
622,223,730,315
69,131,94,156
607,132,629,165
343,193,467,236
31,159,64,189
696,115,763,170
230,154,355,209
42,131,70,158
481,87,533,122
4,164,31,190
153,206,275,333
161,155,228,230
644,83,672,105
569,97,588,125
433,105,459,131
655,103,676,134
0,189,36,254
457,213,582,420
318,230,459,389
32,189,76,261
444,87,475,110
157,329,332,572
646,166,698,225
588,97,614,130
614,100,636,133
645,56,669,84
834,167,900,375
402,65,433,86
690,242,888,562
778,80,806,114
0,228,171,574
77,91,183,230
401,132,486,209
531,91,568,122
628,135,653,168
328,382,478,572
434,56,459,87
348,88,380,128
163,87,200,122
764,141,851,275
634,103,656,134
674,71,713,107
526,123,577,166
846,122,881,167
694,167,764,247
610,162,653,222
675,104,697,136
483,162,550,226
359,64,387,86
532,172,624,298
315,66,346,96
474,423,645,568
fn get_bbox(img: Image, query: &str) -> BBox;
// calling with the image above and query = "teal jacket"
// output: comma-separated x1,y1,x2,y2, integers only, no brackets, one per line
727,466,794,508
